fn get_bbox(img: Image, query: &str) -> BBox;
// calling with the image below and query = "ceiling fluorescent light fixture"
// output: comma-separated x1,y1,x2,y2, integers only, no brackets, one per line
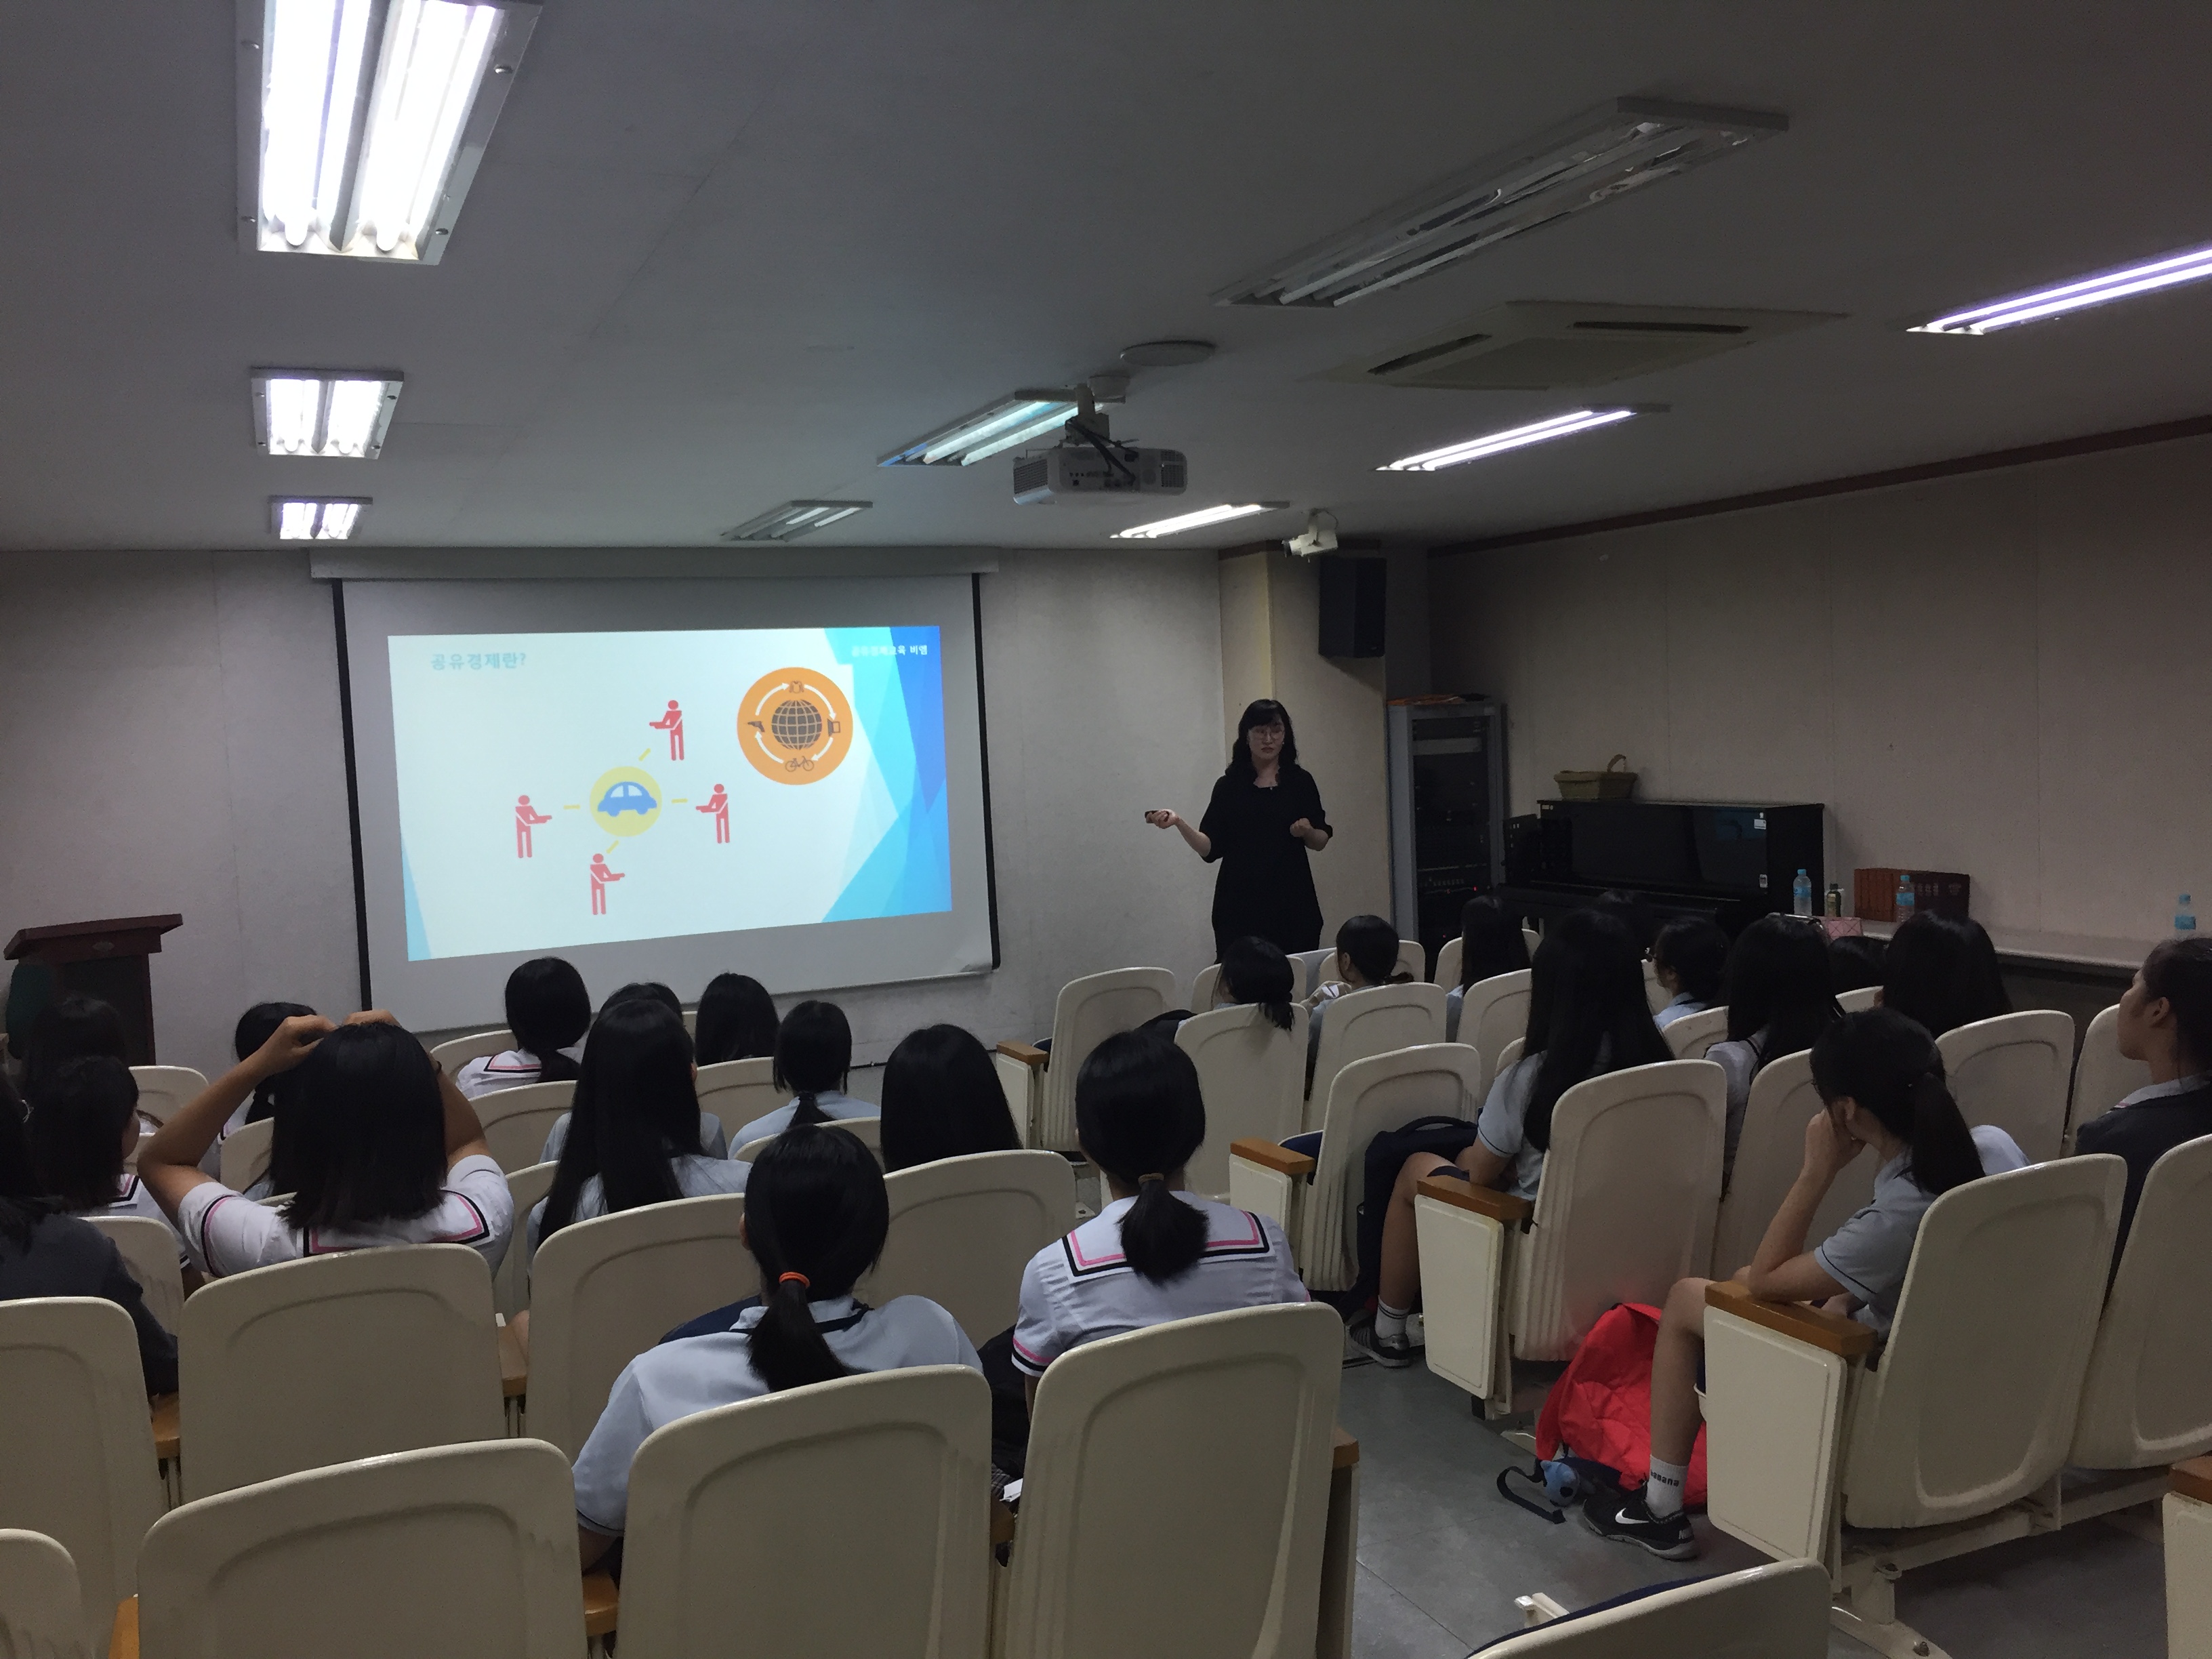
1380,407,1644,472
1216,97,1786,308
241,0,540,263
879,391,1080,467
271,497,370,539
1909,240,2212,335
1111,502,1289,540
251,369,403,457
721,501,874,543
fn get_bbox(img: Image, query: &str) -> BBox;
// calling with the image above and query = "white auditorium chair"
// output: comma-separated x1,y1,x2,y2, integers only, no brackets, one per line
1452,970,1531,1092
427,1028,516,1074
1434,935,1462,989
692,1058,781,1143
1708,1050,1875,1282
132,1439,587,1659
1836,985,1881,1013
1175,1003,1308,1198
0,1528,94,1659
1643,960,1669,1015
616,1368,991,1659
1523,924,1541,956
1418,1060,1725,1418
1702,1155,2123,1656
733,1115,880,1166
476,1080,579,1174
499,1162,558,1314
2068,1003,2151,1147
1316,939,1425,987
999,1303,1340,1659
1662,1004,1730,1061
1289,948,1336,996
216,1117,274,1191
127,1066,205,1149
1189,962,1225,1012
81,1215,186,1335
994,968,1177,1151
0,1300,163,1659
2169,1458,2212,1659
1305,981,1446,1130
523,1193,754,1458
1230,1044,1481,1292
859,1149,1074,1345
1938,1009,2075,1162
178,1245,506,1501
1483,1559,1830,1658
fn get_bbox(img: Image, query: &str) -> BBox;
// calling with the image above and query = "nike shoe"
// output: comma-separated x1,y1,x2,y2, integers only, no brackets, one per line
1580,1488,1698,1560
1347,1313,1415,1369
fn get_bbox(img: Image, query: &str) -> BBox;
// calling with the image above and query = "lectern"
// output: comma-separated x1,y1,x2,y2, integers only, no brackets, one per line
4,914,183,1065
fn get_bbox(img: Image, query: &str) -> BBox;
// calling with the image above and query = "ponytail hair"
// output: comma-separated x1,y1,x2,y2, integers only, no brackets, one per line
1074,1032,1208,1284
1810,1008,1985,1197
775,1001,851,1128
743,1123,890,1393
505,958,590,1085
1219,936,1295,1030
234,1002,318,1124
1337,914,1410,987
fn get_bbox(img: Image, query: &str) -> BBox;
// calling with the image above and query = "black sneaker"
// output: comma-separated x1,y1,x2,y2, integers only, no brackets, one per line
1347,1313,1415,1369
1580,1488,1698,1560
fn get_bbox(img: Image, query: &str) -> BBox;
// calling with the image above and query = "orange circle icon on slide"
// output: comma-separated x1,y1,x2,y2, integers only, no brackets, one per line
738,669,853,783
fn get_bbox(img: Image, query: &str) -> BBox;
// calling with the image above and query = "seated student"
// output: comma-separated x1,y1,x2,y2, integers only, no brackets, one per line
1010,1033,1303,1397
572,1122,977,1567
1305,914,1415,1083
1827,933,1887,996
1583,1008,2026,1559
0,1076,176,1393
1591,888,1659,956
693,972,779,1067
1217,935,1298,1031
1880,912,2011,1038
1357,909,1668,1367
455,958,590,1099
1649,916,1728,1030
729,1001,873,1147
879,1025,1021,1173
600,981,684,1020
27,1057,182,1248
541,982,729,1163
138,1012,514,1279
530,999,748,1256
2076,937,2212,1252
16,994,127,1104
1703,916,1841,1176
214,1001,320,1187
1445,897,1532,1042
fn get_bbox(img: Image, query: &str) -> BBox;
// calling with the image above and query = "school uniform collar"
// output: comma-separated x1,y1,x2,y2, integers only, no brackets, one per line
1664,992,1704,1012
730,1293,867,1332
2116,1072,2212,1109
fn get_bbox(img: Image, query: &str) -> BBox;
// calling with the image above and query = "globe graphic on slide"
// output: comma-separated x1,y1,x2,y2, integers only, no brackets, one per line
771,698,823,751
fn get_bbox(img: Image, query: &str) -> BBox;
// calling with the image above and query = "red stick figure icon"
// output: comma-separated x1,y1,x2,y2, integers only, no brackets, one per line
697,783,731,844
589,853,623,915
514,794,551,858
649,699,685,761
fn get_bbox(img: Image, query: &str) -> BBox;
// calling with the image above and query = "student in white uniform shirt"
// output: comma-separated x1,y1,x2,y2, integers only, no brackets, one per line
528,998,749,1258
572,1122,977,1568
1584,1008,2026,1561
139,1012,514,1279
537,979,729,1163
1010,1032,1305,1401
454,956,591,1100
729,1000,874,1148
1648,916,1727,1031
1700,914,1841,1178
26,1057,187,1259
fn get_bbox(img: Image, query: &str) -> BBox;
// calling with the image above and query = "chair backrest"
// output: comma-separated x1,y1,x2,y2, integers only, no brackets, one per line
619,1368,990,1659
860,1151,1076,1345
1456,970,1532,1100
1317,940,1425,987
1523,924,1541,956
527,1193,754,1459
1472,1560,1830,1658
1663,1005,1731,1061
178,1244,505,1501
0,1528,93,1659
1709,1050,1875,1281
0,1300,162,1658
2070,1134,2212,1469
734,1116,882,1167
426,1028,516,1073
218,1118,274,1190
1039,969,1179,1150
1643,960,1669,1015
498,1162,558,1316
1514,1060,1726,1361
2070,1003,2152,1141
1843,1156,2123,1530
137,1439,586,1659
1288,949,1334,997
692,1058,781,1141
1837,985,1881,1013
1435,935,1462,989
1497,1036,1525,1075
1001,1303,1340,1659
1176,1004,1308,1196
1938,1010,2076,1162
1189,962,1224,1012
127,1067,206,1127
475,1080,578,1174
1307,982,1447,1123
81,1214,185,1334
1302,1044,1483,1292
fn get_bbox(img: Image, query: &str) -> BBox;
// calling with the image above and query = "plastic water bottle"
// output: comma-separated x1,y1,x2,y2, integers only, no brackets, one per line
2180,895,2198,939
1894,874,1916,924
1792,869,1814,918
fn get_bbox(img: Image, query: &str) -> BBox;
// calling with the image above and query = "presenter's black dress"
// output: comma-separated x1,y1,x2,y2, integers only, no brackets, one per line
1199,764,1330,960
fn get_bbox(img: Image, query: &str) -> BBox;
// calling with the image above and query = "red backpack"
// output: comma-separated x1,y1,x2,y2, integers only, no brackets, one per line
1534,1302,1707,1504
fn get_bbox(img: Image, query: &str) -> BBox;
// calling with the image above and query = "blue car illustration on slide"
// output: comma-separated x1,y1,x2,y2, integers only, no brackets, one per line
598,781,658,817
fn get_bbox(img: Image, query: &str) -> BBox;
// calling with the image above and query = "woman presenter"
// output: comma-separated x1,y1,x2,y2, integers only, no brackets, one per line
1147,699,1331,959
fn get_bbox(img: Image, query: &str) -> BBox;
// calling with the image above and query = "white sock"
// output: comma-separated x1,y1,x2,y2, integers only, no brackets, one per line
1645,1457,1687,1519
1372,1302,1410,1341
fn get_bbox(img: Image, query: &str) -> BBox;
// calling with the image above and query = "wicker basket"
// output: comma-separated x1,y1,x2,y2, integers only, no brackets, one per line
1554,754,1637,800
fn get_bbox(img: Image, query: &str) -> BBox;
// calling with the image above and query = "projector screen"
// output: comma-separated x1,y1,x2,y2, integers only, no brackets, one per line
336,575,996,1031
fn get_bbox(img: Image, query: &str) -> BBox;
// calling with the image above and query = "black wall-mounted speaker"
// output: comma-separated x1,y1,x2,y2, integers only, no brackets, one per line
1317,555,1386,658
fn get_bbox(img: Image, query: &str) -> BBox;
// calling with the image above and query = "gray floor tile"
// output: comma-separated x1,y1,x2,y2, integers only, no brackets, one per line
1350,1563,1477,1659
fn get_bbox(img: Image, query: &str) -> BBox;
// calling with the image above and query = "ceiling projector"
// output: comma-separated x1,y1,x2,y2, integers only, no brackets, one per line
1010,396,1185,505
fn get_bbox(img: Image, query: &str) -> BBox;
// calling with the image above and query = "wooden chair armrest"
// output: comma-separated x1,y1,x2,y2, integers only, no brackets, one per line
499,1321,529,1399
112,1597,138,1659
1332,1426,1359,1471
1229,1138,1316,1179
996,1040,1047,1070
150,1394,180,1461
1414,1175,1531,1225
991,1496,1018,1548
581,1570,619,1638
2173,1456,2212,1504
1704,1279,1876,1357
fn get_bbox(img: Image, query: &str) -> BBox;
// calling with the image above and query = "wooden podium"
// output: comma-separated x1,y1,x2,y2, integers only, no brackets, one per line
4,915,183,1065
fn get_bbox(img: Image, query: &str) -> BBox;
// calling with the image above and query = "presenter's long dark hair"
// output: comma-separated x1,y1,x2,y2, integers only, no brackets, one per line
776,1002,852,1128
743,1123,889,1392
235,1002,318,1126
1811,1009,1985,1196
880,1024,1019,1172
1521,909,1670,1153
1076,1033,1208,1284
539,999,702,1242
506,958,590,1083
695,973,779,1065
1220,936,1296,1029
1227,698,1298,778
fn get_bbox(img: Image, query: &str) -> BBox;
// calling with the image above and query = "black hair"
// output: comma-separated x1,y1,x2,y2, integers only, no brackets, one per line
1219,936,1296,1029
2140,937,2212,1075
1723,915,1841,1065
599,981,684,1021
879,1024,1021,1172
1336,914,1410,987
1590,890,1658,954
694,973,780,1066
505,958,590,1084
0,1072,59,1249
20,996,127,1105
1827,934,1888,994
1227,698,1299,779
277,1023,447,1232
1811,1008,1986,1197
1073,1032,1208,1284
742,1123,890,1393
234,1002,318,1126
775,1001,852,1128
1652,916,1729,1007
1457,896,1531,989
1881,914,2011,1039
1521,909,1672,1153
28,1057,139,1213
539,1000,703,1244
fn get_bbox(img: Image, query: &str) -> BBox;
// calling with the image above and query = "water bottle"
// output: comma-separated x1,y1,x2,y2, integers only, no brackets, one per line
2180,894,2198,939
1894,873,1916,923
1792,869,1814,918
1825,883,1844,917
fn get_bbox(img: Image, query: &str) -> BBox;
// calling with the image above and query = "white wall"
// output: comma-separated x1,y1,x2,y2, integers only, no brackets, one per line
1427,432,2212,943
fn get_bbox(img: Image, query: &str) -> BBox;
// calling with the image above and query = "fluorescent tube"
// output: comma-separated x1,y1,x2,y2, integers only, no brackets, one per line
881,392,1081,466
722,501,875,543
1379,409,1640,472
252,371,403,458
1112,503,1283,540
1910,241,2212,335
272,497,370,539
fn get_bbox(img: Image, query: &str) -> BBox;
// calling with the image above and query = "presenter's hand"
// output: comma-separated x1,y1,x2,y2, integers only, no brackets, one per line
1289,817,1313,838
1144,810,1183,830
253,1014,336,1076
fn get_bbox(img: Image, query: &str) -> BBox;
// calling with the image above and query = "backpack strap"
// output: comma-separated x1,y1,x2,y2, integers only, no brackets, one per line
1495,1463,1567,1525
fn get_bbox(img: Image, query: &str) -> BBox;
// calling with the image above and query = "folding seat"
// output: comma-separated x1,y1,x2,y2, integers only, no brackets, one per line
426,1028,516,1073
1643,960,1668,1015
1187,962,1223,1012
1708,1051,1875,1281
1938,1010,2075,1162
1450,969,1530,1096
215,1119,272,1190
1305,982,1446,1132
1836,985,1881,1013
497,1161,557,1315
0,1528,94,1659
2067,1003,2150,1147
475,1080,579,1173
1662,1005,1730,1061
994,968,1177,1151
2168,1458,2212,1659
1175,1003,1307,1198
1435,935,1462,989
1288,948,1336,997
125,1067,205,1153
1478,1559,1830,1657
733,1116,880,1166
860,1149,1075,1345
692,1058,781,1144
81,1215,185,1334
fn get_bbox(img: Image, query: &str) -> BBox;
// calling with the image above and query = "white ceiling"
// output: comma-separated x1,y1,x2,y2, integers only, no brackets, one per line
5,1,2211,552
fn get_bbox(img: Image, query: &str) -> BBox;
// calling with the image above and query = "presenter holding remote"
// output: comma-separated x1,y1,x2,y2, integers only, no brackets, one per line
1147,698,1331,959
